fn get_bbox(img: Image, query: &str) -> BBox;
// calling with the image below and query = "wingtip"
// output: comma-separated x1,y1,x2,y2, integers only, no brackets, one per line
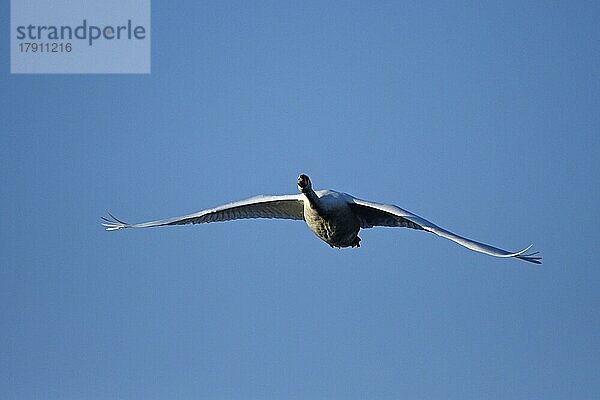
493,243,541,264
515,244,542,264
101,211,129,231
513,243,534,256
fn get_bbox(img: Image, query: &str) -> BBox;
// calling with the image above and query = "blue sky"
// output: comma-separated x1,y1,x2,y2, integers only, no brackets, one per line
2,1,599,399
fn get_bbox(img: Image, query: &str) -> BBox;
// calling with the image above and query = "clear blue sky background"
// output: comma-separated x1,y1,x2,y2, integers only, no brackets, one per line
2,2,599,399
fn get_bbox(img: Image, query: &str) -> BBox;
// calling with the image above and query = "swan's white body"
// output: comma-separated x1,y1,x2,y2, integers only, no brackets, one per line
302,190,361,248
102,175,541,264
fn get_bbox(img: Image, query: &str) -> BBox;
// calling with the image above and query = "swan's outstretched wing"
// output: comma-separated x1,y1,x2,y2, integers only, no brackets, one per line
349,197,541,264
102,194,304,231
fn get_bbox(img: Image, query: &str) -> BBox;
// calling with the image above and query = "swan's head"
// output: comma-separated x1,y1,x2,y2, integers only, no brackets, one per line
297,174,312,192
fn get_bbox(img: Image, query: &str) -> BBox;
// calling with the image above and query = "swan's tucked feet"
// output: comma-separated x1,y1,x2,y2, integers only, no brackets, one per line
352,236,361,248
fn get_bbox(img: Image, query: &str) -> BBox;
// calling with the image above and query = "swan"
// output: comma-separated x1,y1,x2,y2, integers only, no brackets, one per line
102,174,541,264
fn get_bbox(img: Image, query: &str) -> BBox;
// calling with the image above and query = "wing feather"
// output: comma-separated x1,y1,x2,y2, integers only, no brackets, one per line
349,197,541,264
102,194,304,231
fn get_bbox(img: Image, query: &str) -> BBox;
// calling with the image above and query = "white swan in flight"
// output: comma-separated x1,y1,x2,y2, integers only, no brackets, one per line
102,174,541,264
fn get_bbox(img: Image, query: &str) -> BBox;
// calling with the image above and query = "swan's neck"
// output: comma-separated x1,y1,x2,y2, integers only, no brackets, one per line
303,188,324,214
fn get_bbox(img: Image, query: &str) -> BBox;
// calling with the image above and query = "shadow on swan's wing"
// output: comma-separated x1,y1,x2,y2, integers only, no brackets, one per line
349,198,542,264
